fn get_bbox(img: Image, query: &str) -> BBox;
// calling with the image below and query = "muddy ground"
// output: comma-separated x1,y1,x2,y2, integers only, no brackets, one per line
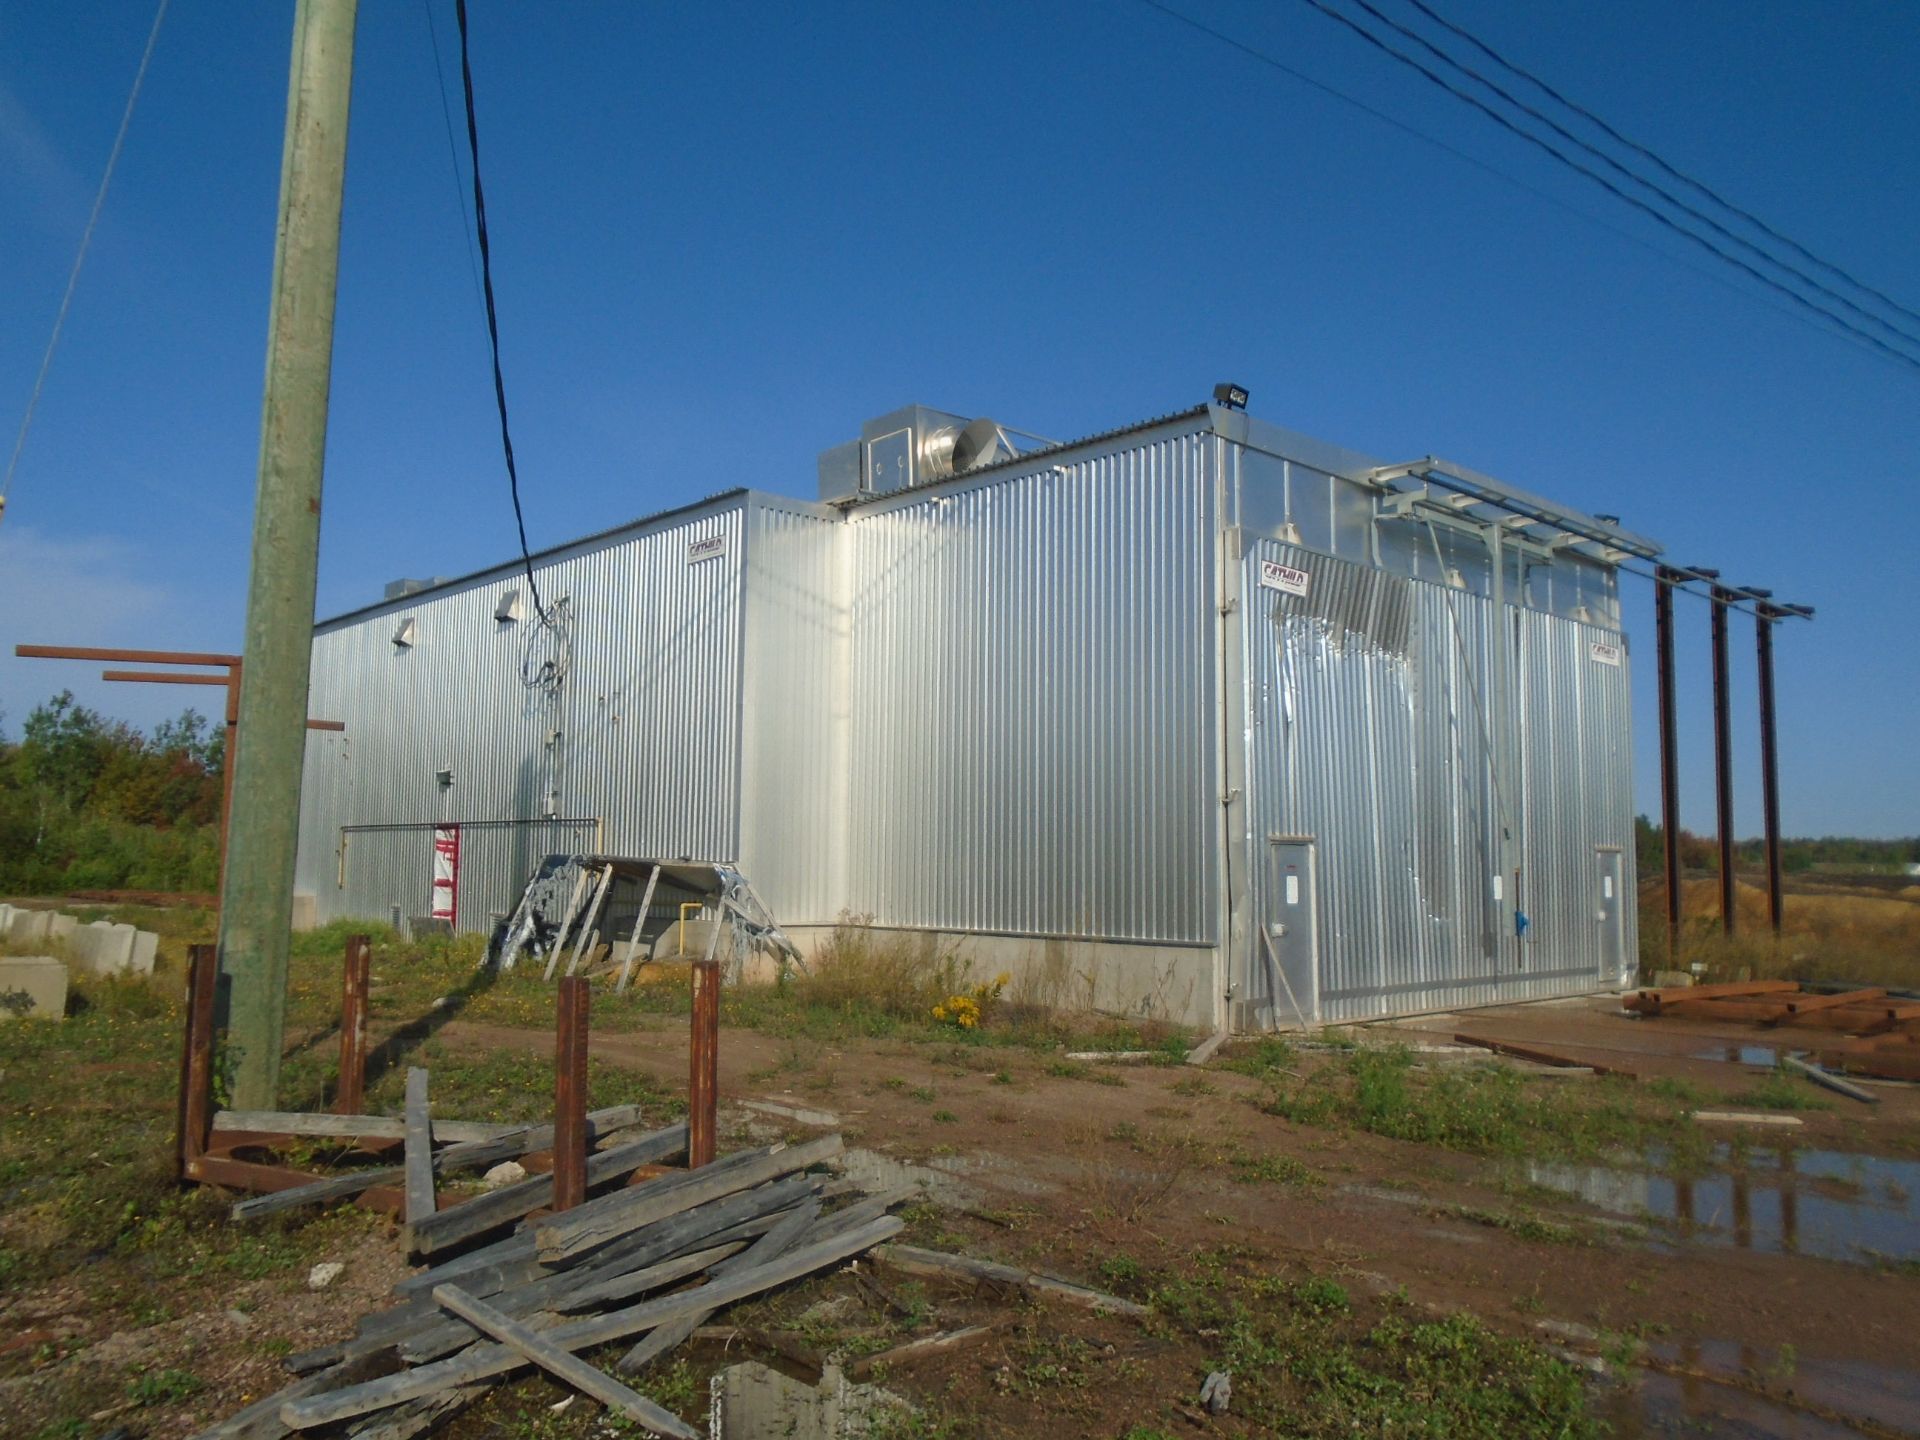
5,972,1918,1439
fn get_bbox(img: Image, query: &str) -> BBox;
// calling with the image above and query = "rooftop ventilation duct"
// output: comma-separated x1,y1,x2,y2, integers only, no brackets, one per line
818,405,1038,503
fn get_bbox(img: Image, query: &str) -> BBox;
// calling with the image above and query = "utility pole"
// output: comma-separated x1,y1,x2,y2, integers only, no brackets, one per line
1653,566,1682,958
1708,579,1736,937
219,0,359,1109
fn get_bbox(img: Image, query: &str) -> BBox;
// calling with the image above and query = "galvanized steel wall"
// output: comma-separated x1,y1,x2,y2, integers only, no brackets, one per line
737,501,845,925
1240,539,1636,1023
843,429,1219,942
295,498,753,930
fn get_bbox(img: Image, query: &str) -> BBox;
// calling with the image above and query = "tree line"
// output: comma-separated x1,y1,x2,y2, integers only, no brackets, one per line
1634,815,1919,877
0,691,223,895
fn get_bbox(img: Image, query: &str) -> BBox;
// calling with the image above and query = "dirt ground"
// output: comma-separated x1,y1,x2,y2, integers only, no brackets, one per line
6,967,1919,1439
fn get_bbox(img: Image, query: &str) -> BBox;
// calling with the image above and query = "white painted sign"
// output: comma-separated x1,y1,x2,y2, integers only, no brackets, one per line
688,533,728,564
1589,641,1622,668
1285,874,1300,906
1259,560,1311,597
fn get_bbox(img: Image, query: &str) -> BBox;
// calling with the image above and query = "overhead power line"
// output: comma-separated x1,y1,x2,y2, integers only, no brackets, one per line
1,0,170,527
421,0,486,320
1295,0,1920,377
452,0,552,623
1401,0,1920,335
1343,0,1920,355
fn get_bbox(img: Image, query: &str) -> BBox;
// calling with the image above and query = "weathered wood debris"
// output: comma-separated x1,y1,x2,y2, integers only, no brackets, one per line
198,1130,906,1438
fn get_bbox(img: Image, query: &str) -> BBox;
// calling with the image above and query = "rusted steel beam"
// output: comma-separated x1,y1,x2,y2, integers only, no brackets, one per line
1654,565,1683,958
552,977,589,1212
1710,584,1737,936
102,669,229,685
689,959,720,1169
15,643,240,667
335,934,371,1114
1779,987,1887,1018
1625,980,1798,1013
176,943,219,1177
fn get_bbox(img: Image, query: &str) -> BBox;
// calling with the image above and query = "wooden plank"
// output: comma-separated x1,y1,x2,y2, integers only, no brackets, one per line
213,1112,519,1143
534,1135,843,1263
848,1323,1000,1381
280,1215,903,1427
615,1197,821,1374
227,1106,644,1222
1780,987,1887,1017
1452,1033,1636,1079
871,1244,1150,1317
403,1069,435,1227
405,1122,689,1257
431,1284,699,1438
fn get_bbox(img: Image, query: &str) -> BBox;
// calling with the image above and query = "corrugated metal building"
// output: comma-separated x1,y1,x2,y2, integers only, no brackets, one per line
295,399,1655,1030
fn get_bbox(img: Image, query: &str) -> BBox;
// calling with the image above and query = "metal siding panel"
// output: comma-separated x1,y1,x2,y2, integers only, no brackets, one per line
1241,537,1635,1023
737,502,843,926
844,431,1217,943
295,500,750,930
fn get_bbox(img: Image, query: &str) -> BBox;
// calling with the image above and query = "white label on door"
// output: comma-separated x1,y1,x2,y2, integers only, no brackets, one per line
1603,874,1613,899
688,533,728,564
1589,640,1622,667
1492,875,1503,900
1259,560,1311,597
1285,875,1300,905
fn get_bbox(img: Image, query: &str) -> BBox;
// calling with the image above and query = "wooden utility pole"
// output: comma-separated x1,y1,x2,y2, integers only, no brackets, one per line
220,0,359,1109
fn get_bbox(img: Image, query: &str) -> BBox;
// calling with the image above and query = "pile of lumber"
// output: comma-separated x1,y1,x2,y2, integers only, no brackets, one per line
202,1132,903,1439
1625,980,1920,1081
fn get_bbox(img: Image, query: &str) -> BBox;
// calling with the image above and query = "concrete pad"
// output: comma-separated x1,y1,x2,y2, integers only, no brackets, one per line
291,891,318,931
712,1361,902,1440
0,957,69,1020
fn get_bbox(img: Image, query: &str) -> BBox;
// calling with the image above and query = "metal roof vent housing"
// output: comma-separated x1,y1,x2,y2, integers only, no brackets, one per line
818,405,1038,503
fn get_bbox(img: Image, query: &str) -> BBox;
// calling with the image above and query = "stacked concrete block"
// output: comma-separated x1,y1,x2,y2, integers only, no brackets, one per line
69,920,140,976
1,906,54,946
0,957,69,1020
49,912,77,944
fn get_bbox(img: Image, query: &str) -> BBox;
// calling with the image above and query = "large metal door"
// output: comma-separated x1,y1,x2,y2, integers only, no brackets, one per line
1259,838,1318,1026
1595,847,1625,981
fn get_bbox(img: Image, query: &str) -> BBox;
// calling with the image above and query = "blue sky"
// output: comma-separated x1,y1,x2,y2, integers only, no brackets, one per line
0,1,1914,838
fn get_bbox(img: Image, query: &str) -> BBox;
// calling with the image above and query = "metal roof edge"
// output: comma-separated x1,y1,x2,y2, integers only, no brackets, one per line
314,487,753,631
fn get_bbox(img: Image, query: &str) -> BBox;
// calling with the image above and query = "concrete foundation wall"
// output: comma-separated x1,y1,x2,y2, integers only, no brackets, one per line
776,924,1219,1031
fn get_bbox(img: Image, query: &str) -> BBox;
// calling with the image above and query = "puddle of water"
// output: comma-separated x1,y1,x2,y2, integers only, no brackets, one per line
1598,1340,1920,1439
837,1148,1056,1208
1527,1144,1920,1265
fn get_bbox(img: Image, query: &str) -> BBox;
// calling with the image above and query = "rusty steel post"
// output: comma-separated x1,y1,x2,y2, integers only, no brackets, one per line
177,943,219,1177
553,976,590,1211
1754,604,1785,936
1654,566,1683,958
1710,583,1737,936
334,933,371,1114
689,959,720,1169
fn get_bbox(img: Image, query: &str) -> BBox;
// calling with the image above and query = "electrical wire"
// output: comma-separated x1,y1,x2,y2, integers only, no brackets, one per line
421,0,486,320
0,0,169,527
1401,0,1920,335
1295,0,1920,376
452,0,552,625
1343,0,1920,355
1132,1,1918,381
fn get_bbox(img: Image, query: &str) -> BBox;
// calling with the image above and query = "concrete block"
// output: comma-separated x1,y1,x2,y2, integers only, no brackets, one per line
3,908,53,945
128,929,159,976
48,912,77,943
0,957,69,1020
71,921,138,975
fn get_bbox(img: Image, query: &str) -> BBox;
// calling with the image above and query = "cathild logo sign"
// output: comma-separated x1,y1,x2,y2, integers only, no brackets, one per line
688,533,728,564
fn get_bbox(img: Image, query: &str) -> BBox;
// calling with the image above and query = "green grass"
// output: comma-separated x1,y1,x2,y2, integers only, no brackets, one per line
1731,1066,1833,1112
1259,1043,1706,1163
1147,1264,1598,1437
